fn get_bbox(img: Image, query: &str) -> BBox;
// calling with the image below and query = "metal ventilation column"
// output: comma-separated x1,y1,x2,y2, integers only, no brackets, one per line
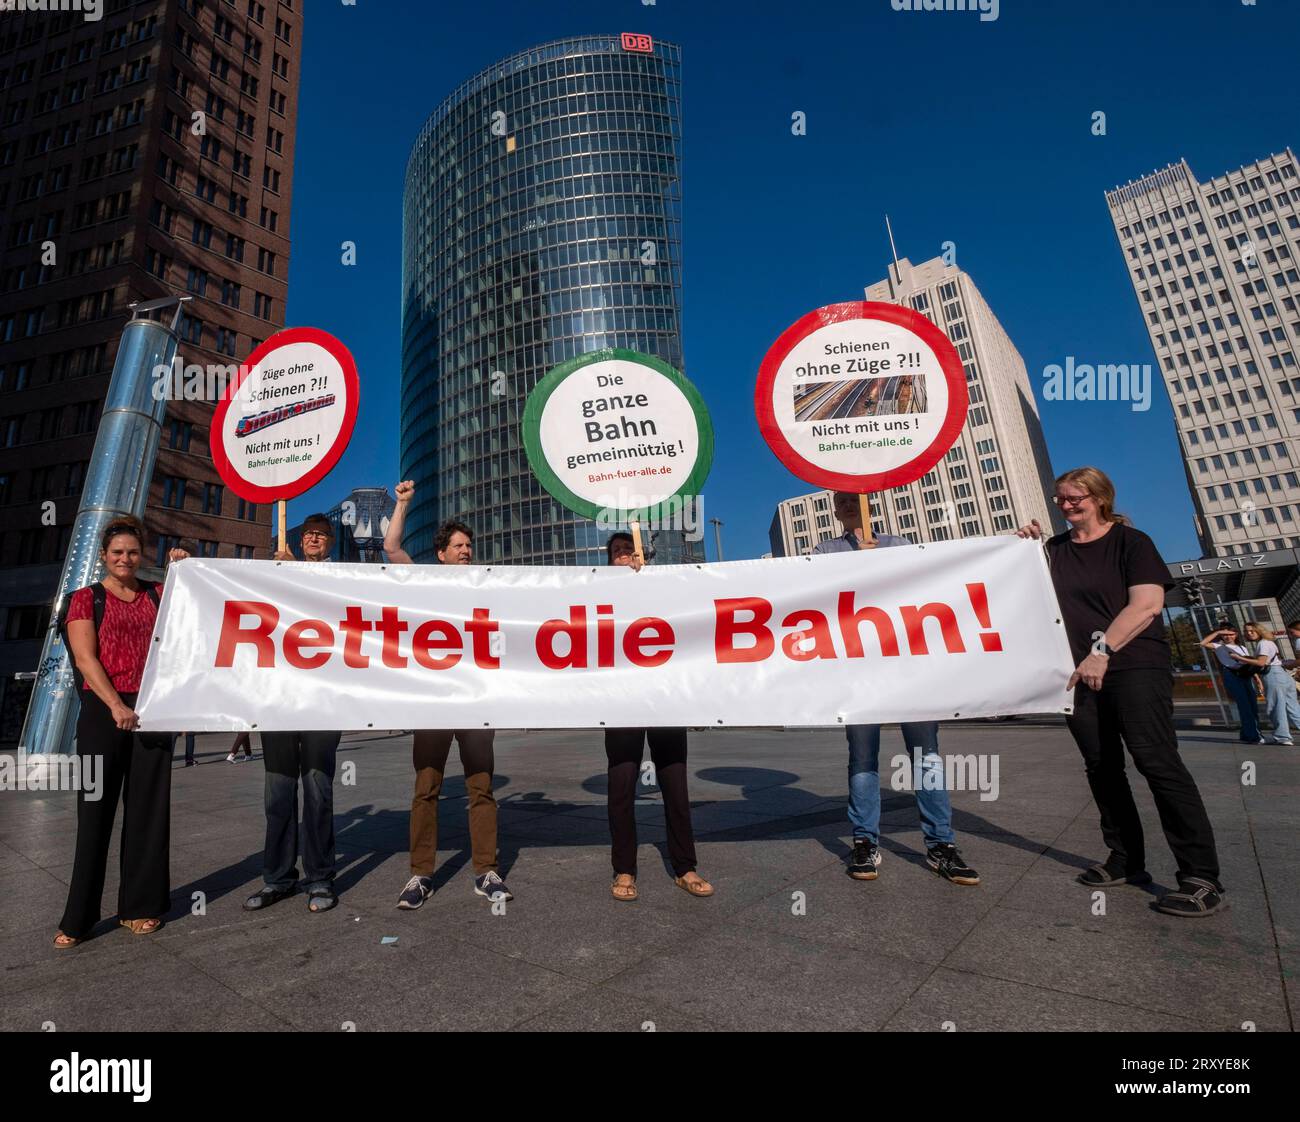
19,297,189,760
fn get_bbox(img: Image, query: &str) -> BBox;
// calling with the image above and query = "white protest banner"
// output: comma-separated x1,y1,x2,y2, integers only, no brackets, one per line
136,537,1073,731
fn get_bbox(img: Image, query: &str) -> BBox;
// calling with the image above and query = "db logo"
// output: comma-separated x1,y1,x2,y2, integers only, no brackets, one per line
621,32,653,53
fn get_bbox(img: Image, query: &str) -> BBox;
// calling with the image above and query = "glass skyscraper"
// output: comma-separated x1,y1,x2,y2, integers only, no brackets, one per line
401,35,701,565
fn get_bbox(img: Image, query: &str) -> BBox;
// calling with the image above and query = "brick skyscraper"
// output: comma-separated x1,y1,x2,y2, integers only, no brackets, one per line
0,0,302,691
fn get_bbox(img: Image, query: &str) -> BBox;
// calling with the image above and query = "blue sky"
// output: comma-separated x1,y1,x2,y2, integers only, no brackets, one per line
283,0,1300,563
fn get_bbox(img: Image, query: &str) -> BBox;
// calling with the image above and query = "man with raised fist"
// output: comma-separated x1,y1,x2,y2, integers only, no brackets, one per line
384,480,511,910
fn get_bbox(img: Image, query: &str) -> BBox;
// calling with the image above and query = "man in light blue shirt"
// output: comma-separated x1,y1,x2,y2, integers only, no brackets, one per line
812,492,980,887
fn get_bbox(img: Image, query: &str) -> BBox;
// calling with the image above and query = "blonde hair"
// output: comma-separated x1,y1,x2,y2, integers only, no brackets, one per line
1243,621,1276,641
1055,467,1129,525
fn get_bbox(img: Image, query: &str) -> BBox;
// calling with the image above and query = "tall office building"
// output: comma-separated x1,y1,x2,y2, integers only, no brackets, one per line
0,0,302,683
769,489,841,557
401,34,702,566
1106,151,1300,557
833,255,1060,548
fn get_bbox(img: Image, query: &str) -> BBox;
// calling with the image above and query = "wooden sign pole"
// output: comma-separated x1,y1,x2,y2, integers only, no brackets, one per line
858,492,874,547
278,500,287,555
630,518,645,566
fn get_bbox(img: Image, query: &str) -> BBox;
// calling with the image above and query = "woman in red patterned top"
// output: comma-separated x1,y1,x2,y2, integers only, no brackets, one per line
53,515,188,948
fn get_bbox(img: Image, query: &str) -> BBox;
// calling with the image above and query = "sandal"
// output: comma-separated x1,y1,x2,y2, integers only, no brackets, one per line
1076,863,1152,887
53,931,82,949
673,872,714,898
307,887,337,913
242,886,294,911
1155,877,1228,918
119,918,163,936
611,874,638,902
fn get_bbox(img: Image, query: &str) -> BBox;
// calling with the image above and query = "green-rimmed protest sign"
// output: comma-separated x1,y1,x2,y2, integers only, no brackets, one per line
522,349,713,526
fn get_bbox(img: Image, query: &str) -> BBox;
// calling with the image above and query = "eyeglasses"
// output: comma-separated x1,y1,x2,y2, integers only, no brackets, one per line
1052,494,1091,508
301,531,330,541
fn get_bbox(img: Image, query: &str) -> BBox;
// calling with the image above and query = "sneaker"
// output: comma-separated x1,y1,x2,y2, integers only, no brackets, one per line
474,870,513,902
926,843,980,886
396,875,433,910
1267,738,1295,745
849,839,882,880
226,752,239,763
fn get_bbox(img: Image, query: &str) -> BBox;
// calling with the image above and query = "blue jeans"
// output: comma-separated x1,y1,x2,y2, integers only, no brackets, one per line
1262,665,1300,742
1221,671,1261,741
261,731,340,892
846,722,955,847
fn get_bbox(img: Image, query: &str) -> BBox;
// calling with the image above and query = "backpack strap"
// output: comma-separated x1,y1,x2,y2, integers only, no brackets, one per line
91,581,107,634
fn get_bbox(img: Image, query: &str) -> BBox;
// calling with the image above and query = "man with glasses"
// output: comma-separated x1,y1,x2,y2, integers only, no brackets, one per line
1200,624,1265,744
383,481,512,910
812,492,980,888
243,515,345,914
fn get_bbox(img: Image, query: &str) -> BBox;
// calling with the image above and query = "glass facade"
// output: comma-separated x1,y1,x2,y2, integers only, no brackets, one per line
400,35,702,565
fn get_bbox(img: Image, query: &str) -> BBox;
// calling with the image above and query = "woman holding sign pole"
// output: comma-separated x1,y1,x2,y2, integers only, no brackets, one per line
604,532,714,902
1017,467,1225,917
54,516,188,947
242,515,344,914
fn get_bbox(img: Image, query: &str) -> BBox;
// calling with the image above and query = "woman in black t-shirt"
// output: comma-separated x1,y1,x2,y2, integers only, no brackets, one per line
1018,467,1225,917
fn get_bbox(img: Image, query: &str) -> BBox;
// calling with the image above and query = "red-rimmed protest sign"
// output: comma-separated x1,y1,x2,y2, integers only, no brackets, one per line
210,327,359,549
755,301,967,495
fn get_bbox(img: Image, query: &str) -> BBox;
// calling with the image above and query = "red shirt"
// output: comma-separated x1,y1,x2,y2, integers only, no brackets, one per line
66,584,160,694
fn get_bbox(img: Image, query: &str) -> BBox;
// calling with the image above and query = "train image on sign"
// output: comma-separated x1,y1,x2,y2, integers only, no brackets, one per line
791,375,927,422
236,393,336,438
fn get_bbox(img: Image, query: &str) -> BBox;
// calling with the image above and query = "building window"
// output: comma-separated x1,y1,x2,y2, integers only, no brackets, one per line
162,477,186,509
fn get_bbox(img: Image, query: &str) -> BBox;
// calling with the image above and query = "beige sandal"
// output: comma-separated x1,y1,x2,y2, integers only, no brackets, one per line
611,874,638,902
674,873,714,898
53,931,82,949
119,917,163,935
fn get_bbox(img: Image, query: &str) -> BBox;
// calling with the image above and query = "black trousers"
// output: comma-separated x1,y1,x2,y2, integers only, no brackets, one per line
59,691,173,938
1066,668,1220,884
260,731,340,892
604,727,697,878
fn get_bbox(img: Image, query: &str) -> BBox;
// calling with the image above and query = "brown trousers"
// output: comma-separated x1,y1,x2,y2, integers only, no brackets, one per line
410,729,497,876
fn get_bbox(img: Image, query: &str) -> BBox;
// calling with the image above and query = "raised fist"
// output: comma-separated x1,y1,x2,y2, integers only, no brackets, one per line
395,480,415,502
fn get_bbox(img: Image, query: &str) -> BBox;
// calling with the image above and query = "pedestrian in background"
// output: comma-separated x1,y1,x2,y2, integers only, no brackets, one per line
1234,622,1300,746
1200,625,1265,744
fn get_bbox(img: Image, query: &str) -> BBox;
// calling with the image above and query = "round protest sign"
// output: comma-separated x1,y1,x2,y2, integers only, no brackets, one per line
754,301,967,492
522,349,713,521
210,327,359,503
